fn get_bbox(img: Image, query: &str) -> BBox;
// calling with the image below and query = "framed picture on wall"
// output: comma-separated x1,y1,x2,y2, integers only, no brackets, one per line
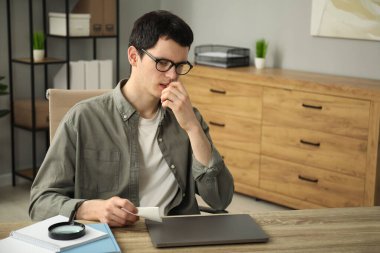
310,0,380,41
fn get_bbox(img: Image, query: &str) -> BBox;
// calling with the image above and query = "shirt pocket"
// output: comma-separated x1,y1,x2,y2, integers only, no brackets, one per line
80,149,120,193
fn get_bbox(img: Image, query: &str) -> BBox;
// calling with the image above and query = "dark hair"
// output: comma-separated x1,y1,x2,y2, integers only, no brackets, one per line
129,10,193,52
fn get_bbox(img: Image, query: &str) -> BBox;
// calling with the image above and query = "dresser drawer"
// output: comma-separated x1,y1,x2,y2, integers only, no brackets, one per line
201,109,261,154
261,125,367,177
260,156,364,207
183,75,262,120
263,88,370,140
217,146,259,187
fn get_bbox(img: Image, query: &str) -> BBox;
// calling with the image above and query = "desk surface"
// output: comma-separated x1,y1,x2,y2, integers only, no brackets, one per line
1,207,380,252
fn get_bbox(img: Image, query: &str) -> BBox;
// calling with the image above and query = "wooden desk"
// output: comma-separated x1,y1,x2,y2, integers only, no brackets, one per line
1,207,379,252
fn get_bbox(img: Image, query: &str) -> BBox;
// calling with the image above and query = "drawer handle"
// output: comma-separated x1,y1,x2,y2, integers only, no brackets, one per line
300,139,320,147
209,121,225,127
210,88,226,94
302,103,322,110
298,175,319,183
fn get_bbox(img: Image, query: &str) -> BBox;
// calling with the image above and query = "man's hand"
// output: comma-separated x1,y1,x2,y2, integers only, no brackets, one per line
76,196,139,227
161,81,212,166
160,81,199,132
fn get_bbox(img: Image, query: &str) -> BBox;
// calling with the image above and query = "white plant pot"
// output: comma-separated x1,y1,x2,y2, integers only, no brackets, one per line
255,57,265,69
33,49,45,62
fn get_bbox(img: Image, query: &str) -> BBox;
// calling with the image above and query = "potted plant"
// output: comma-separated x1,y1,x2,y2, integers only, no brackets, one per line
0,76,10,118
255,39,268,69
33,31,45,62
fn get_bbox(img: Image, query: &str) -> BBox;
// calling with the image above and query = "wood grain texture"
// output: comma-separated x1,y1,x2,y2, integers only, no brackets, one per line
183,65,380,208
182,75,263,120
260,156,364,207
261,124,367,178
202,108,261,154
217,145,260,187
363,101,380,206
186,65,380,101
2,207,380,252
262,87,370,140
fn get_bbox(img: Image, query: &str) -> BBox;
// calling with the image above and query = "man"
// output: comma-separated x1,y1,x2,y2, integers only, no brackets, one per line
29,10,234,227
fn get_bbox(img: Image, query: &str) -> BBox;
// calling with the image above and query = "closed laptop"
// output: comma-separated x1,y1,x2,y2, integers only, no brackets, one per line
145,214,269,248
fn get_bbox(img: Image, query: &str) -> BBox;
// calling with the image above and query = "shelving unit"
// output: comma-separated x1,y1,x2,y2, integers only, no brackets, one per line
7,0,120,185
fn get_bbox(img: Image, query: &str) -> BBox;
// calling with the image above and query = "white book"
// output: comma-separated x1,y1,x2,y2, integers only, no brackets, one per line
53,64,68,89
70,61,86,90
85,60,100,90
0,237,54,253
8,215,108,252
53,62,86,90
99,60,113,89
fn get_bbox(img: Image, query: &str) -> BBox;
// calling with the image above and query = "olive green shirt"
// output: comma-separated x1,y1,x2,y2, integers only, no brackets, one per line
29,80,234,220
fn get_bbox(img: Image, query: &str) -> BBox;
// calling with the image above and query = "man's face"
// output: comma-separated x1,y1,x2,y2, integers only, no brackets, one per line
134,37,190,100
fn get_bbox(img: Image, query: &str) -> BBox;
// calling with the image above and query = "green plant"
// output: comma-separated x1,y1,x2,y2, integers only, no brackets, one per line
33,31,45,50
256,39,268,58
0,76,10,118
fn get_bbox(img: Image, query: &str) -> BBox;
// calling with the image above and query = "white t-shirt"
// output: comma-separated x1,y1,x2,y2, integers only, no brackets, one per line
138,109,178,216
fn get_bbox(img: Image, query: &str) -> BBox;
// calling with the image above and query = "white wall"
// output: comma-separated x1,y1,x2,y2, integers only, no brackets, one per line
1,0,380,185
161,0,380,80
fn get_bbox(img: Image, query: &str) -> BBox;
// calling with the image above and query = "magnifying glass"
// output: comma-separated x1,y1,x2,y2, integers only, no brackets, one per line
48,202,86,240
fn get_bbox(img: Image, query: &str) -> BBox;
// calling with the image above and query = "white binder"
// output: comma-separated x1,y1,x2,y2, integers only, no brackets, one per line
85,61,100,89
53,61,85,90
99,60,113,89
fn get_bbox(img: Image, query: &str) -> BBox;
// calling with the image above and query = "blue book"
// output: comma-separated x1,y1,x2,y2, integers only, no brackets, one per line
64,223,121,253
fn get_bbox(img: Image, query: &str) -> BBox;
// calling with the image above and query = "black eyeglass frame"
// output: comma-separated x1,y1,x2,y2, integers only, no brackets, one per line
140,48,193,75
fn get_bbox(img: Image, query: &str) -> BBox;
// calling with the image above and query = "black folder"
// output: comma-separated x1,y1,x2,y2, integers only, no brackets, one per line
145,214,269,248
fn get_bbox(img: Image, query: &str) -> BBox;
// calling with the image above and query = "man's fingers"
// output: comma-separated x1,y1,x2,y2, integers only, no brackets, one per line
167,81,187,94
161,99,173,109
103,197,139,226
112,196,138,213
111,210,139,226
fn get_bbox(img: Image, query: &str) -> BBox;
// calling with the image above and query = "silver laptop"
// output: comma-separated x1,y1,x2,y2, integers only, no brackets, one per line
145,214,269,248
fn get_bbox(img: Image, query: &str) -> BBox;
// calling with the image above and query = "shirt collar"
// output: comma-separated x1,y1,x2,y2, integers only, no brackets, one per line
113,79,171,122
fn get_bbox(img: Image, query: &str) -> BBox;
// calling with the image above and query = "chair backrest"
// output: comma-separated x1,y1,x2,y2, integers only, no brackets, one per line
47,89,111,142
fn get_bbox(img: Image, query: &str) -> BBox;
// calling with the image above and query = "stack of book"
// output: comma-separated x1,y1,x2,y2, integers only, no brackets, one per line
0,215,121,253
53,60,113,90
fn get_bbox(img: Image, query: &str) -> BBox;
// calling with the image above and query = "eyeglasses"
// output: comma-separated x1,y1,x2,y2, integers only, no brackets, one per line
140,49,193,75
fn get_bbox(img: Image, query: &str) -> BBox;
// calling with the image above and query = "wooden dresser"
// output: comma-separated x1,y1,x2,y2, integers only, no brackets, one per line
181,65,380,209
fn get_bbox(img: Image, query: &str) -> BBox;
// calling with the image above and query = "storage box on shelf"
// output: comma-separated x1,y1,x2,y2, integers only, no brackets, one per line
49,12,91,36
181,65,380,209
72,0,117,36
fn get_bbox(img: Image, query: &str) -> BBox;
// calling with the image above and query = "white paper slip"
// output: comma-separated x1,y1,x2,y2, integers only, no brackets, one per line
122,207,162,222
137,207,162,222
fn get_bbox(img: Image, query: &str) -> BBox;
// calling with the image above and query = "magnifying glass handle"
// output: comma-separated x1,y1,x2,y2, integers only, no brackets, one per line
68,201,86,224
68,209,76,224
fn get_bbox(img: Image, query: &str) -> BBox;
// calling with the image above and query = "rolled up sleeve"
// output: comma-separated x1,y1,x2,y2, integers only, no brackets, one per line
191,110,234,211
